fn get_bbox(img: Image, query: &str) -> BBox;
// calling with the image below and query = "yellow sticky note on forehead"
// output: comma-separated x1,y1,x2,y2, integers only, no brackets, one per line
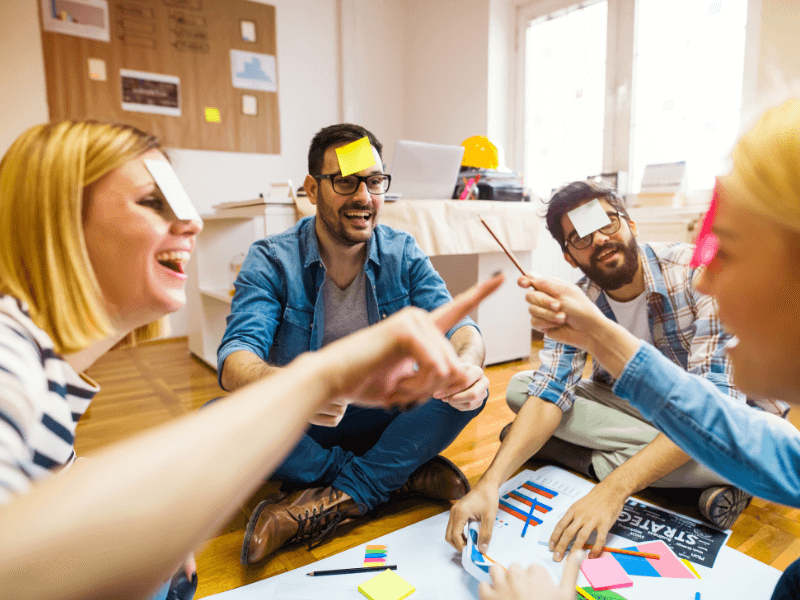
358,569,415,600
336,136,376,177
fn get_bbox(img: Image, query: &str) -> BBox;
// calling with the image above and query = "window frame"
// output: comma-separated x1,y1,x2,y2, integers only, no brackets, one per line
511,0,763,195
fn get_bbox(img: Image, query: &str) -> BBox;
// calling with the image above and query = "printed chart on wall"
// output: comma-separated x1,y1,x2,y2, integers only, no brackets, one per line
462,466,733,599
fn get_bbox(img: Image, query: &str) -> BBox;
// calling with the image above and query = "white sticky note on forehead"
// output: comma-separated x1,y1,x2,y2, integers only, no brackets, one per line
144,159,203,224
567,198,612,238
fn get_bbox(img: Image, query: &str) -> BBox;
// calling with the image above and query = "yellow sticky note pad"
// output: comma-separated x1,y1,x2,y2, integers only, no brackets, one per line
335,136,375,177
358,569,415,600
205,107,221,122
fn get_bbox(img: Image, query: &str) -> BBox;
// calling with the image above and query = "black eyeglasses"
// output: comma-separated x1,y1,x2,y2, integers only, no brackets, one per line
314,173,391,195
565,212,626,250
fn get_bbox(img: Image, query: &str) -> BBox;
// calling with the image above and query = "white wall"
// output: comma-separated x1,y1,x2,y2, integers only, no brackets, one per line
0,1,49,155
401,0,491,146
755,0,800,102
340,0,406,169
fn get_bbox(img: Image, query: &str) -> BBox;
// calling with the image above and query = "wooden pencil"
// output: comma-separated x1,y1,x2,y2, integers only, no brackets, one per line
576,586,594,600
479,216,528,277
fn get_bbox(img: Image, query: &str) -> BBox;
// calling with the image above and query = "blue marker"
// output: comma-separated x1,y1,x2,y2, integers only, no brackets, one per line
521,499,537,537
695,593,701,600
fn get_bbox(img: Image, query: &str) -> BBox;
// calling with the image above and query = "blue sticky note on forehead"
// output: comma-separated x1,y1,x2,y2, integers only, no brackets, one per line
568,198,612,238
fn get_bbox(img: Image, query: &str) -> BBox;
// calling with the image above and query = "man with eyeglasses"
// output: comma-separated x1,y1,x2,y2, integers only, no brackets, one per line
218,123,490,565
445,180,785,560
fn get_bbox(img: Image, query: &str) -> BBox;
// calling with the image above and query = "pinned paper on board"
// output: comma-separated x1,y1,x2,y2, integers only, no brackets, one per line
335,136,376,177
364,544,387,568
580,554,633,591
567,198,612,238
358,568,415,600
205,107,221,122
144,160,203,223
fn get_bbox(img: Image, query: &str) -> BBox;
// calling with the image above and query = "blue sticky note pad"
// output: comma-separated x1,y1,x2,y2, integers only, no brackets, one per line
611,550,661,577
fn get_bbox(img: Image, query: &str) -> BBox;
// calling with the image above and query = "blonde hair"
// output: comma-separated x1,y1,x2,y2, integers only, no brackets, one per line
721,98,800,232
0,121,167,354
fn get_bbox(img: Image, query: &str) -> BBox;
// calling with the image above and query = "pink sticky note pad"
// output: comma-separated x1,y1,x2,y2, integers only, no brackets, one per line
581,554,633,591
636,541,697,579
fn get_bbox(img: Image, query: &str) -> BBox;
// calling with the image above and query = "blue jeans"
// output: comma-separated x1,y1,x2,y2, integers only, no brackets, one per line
271,395,486,509
772,557,800,599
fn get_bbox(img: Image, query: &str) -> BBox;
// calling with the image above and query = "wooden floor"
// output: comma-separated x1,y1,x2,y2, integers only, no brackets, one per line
78,337,800,597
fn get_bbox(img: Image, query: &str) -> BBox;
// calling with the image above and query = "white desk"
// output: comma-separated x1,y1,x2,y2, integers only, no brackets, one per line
205,468,782,600
295,197,541,365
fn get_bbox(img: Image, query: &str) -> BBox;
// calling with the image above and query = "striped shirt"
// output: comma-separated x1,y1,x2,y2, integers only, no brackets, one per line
0,294,98,504
530,243,789,417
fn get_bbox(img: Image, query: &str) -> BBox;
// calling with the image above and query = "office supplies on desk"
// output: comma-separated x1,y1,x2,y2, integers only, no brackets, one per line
459,174,481,200
390,140,464,200
307,565,398,577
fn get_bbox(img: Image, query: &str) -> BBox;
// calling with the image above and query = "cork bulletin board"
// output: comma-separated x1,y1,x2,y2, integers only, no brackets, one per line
39,0,280,154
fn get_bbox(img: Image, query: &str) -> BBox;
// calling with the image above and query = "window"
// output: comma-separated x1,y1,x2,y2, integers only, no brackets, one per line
516,0,754,197
630,0,749,192
523,1,608,201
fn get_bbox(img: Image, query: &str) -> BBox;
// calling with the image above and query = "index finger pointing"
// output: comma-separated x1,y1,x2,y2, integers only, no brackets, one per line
433,274,504,333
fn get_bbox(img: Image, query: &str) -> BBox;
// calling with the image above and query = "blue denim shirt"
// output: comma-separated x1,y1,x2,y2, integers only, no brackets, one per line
217,216,478,384
614,342,800,506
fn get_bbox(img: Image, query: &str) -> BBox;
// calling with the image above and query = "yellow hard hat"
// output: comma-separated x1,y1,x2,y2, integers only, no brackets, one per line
461,135,499,169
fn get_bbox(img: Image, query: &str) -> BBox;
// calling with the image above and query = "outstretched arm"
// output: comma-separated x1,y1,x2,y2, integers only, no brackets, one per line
0,275,503,600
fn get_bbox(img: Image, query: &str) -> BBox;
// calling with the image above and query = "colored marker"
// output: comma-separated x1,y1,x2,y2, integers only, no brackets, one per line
576,586,594,600
581,544,660,560
521,499,538,537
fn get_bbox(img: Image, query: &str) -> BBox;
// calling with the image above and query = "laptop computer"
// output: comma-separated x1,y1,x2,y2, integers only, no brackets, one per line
389,140,465,200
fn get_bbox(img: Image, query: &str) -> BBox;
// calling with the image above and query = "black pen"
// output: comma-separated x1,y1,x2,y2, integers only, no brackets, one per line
307,565,398,577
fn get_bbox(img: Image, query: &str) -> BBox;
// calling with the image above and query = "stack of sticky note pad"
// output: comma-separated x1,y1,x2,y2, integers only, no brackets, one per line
358,569,415,600
364,544,387,567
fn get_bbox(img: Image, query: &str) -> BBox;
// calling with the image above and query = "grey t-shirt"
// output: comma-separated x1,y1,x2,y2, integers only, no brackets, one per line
321,267,371,347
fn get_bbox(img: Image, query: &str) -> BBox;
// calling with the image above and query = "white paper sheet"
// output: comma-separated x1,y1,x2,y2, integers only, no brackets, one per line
206,467,781,600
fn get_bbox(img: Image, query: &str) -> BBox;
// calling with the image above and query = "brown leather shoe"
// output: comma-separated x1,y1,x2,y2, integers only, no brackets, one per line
241,486,366,565
397,455,470,501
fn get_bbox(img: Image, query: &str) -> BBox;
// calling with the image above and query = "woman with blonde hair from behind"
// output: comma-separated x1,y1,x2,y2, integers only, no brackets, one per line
480,98,800,600
0,120,503,600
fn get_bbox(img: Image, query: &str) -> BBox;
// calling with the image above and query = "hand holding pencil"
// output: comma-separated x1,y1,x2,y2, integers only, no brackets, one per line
479,215,608,351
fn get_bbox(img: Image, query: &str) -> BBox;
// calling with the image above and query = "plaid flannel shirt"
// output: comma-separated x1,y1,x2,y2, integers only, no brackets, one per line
529,242,789,417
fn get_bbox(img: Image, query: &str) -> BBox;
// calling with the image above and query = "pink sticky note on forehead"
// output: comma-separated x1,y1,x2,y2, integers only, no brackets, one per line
690,185,720,268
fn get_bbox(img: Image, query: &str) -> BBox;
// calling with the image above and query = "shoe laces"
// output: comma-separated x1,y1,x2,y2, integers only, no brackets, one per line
289,489,366,550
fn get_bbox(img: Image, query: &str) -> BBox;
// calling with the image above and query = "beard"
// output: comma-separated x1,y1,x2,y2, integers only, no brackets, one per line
576,237,639,290
316,190,378,247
